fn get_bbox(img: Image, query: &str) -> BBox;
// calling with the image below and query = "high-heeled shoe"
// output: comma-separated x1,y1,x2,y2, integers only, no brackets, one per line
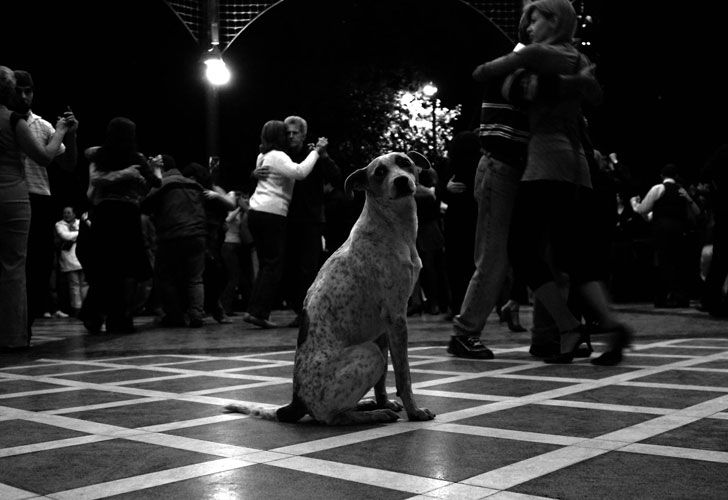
505,309,527,333
544,327,592,364
500,301,527,333
591,323,633,366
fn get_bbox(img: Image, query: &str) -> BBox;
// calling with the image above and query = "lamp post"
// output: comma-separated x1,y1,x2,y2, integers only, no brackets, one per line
423,83,438,155
203,0,230,163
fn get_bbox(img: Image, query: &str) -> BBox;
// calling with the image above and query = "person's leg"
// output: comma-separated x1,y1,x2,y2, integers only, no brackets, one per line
509,182,584,360
220,242,242,314
155,240,185,325
246,211,287,322
703,215,728,315
67,270,82,315
185,236,207,327
0,195,31,348
453,155,521,346
26,194,56,322
286,220,323,323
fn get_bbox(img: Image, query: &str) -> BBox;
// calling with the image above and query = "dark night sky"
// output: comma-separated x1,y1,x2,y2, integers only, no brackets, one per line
2,0,725,207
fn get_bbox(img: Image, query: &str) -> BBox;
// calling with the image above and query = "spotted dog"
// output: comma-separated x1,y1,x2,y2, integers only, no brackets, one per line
225,152,435,425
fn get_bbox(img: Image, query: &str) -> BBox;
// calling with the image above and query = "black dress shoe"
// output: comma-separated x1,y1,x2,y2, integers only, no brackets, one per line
544,328,592,364
591,323,633,366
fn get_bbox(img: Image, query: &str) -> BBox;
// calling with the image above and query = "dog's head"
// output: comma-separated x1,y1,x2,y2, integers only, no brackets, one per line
344,151,431,201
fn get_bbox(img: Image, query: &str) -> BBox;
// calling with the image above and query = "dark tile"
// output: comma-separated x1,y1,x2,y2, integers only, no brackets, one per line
63,399,224,427
427,376,571,397
494,351,543,361
250,351,296,362
125,375,260,393
108,356,202,366
55,368,171,384
234,364,294,378
0,419,89,447
556,385,725,409
1,389,142,411
306,429,561,482
0,363,105,376
692,359,728,370
620,355,689,366
409,393,493,416
0,360,55,371
164,359,270,371
511,451,728,499
642,418,728,452
165,417,383,450
413,359,524,373
455,404,655,438
632,370,728,387
208,382,293,406
515,364,639,379
388,369,455,384
636,347,726,356
408,347,448,356
0,438,219,495
0,379,68,395
106,463,410,500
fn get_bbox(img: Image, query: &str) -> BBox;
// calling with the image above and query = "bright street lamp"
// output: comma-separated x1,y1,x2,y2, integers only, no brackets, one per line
423,83,438,154
203,45,231,86
423,83,438,98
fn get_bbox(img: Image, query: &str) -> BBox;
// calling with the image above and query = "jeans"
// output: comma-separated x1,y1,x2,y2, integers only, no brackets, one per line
247,210,287,319
454,153,521,335
0,187,30,347
155,236,206,322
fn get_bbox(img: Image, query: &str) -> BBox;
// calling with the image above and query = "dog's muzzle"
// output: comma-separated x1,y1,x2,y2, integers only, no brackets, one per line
393,175,415,197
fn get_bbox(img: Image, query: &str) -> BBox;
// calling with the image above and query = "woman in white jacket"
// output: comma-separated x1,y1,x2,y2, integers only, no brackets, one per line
243,120,327,328
55,206,87,317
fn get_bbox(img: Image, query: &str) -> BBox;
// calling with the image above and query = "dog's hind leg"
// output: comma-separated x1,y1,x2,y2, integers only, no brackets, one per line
276,393,309,423
307,342,399,425
356,334,403,412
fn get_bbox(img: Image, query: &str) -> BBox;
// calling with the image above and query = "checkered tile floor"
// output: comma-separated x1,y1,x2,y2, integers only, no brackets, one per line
2,338,727,499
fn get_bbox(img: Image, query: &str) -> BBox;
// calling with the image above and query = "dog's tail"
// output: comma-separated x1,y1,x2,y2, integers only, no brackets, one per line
224,403,279,421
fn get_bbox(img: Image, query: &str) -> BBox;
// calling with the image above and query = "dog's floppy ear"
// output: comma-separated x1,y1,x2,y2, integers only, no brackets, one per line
407,151,431,170
344,166,369,199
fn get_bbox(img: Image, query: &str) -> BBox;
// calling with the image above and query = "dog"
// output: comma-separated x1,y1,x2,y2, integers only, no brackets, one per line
225,151,435,425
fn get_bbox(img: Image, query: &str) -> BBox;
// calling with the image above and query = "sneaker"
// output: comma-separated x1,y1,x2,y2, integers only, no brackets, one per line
243,312,278,329
447,335,494,359
42,312,52,319
53,310,69,318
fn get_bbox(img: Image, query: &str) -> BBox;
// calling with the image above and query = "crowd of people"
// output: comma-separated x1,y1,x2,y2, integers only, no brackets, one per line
1,0,727,359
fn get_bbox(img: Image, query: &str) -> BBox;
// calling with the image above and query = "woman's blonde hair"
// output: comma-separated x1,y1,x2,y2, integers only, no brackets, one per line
0,66,16,105
521,0,577,45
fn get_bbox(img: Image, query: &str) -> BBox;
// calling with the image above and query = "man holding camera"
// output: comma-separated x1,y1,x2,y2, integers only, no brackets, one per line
14,70,79,325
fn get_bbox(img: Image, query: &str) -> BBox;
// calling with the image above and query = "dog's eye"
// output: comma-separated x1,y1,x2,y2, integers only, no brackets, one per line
374,165,387,177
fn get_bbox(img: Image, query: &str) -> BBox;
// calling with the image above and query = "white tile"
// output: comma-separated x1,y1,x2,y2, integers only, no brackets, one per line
0,482,46,499
125,432,259,457
463,447,608,490
622,443,728,463
50,458,252,500
139,412,245,432
270,456,450,494
487,491,557,500
418,482,499,499
0,435,111,458
433,423,581,446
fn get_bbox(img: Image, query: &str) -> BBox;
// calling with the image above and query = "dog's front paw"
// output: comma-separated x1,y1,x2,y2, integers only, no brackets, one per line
407,407,436,421
382,399,404,412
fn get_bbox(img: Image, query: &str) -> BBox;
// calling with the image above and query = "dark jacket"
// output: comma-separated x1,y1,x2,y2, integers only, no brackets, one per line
141,169,207,242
